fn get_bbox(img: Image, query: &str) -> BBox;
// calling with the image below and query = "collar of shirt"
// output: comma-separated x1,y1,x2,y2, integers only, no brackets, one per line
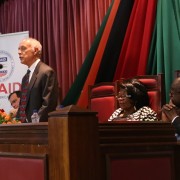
28,59,40,82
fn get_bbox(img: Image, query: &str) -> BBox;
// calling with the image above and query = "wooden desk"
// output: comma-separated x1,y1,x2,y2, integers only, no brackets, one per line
99,121,177,180
0,105,100,180
0,122,48,153
0,123,48,180
0,106,178,180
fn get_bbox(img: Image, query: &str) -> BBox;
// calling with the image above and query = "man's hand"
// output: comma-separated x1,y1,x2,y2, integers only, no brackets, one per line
162,104,178,121
9,108,18,118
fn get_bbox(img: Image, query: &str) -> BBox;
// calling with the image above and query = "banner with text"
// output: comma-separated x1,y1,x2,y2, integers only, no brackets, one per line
0,31,29,113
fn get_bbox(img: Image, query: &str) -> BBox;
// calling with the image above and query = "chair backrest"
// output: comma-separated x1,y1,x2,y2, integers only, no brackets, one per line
88,81,120,123
134,73,165,115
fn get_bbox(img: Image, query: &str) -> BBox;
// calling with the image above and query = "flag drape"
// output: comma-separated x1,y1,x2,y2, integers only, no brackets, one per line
147,0,180,101
62,0,180,108
113,0,157,80
77,0,121,107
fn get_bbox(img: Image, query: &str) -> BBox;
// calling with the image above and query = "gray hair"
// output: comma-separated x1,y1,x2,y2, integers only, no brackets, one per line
22,37,42,55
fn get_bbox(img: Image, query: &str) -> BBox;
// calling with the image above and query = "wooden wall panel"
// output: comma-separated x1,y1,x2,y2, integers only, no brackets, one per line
0,106,178,180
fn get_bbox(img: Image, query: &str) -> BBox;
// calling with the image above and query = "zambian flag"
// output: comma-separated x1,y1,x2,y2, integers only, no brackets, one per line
62,0,180,108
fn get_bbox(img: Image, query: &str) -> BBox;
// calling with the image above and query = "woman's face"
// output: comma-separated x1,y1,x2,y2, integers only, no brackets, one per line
116,89,134,110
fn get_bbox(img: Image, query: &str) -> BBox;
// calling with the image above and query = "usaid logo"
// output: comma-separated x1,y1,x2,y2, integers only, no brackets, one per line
0,50,15,82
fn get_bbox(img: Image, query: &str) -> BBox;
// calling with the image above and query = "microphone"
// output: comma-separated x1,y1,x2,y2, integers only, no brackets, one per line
0,64,3,69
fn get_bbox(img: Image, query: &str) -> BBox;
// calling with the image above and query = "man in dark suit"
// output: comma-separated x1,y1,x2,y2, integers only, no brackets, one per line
162,77,180,135
17,37,59,122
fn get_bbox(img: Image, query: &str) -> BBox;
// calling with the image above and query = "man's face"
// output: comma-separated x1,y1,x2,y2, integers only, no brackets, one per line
170,90,180,107
18,40,35,67
9,93,20,109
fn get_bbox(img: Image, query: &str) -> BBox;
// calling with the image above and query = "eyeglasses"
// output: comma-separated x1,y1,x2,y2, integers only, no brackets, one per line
116,94,131,99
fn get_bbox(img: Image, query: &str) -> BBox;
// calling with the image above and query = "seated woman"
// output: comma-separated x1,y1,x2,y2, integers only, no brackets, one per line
108,78,158,121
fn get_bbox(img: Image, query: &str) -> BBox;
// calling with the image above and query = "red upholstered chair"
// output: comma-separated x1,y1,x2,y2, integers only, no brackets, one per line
88,74,165,122
134,74,165,117
88,81,120,123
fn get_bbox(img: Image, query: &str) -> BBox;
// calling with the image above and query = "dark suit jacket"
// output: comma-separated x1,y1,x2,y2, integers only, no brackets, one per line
18,61,59,122
173,116,180,135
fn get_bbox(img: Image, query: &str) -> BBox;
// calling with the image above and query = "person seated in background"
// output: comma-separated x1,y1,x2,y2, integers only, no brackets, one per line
108,78,158,121
8,90,21,118
161,77,180,135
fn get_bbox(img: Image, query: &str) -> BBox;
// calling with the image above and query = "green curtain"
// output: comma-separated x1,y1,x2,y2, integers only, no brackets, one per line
147,0,180,102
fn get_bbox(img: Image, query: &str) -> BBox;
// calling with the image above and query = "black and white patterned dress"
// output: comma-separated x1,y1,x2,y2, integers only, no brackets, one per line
108,106,158,121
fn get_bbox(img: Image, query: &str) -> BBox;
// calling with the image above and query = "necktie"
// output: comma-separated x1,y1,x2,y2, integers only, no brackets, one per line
19,69,31,122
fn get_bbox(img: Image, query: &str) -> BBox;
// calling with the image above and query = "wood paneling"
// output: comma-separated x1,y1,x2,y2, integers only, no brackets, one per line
0,106,178,180
99,121,177,180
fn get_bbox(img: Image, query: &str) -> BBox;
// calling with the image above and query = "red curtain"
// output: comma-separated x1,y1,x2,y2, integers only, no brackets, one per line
0,0,112,100
113,0,157,80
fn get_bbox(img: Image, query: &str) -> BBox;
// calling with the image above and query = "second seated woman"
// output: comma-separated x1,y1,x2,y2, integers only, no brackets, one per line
108,78,158,121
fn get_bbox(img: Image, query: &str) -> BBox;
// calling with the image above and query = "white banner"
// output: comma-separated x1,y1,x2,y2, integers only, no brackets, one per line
0,31,29,113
